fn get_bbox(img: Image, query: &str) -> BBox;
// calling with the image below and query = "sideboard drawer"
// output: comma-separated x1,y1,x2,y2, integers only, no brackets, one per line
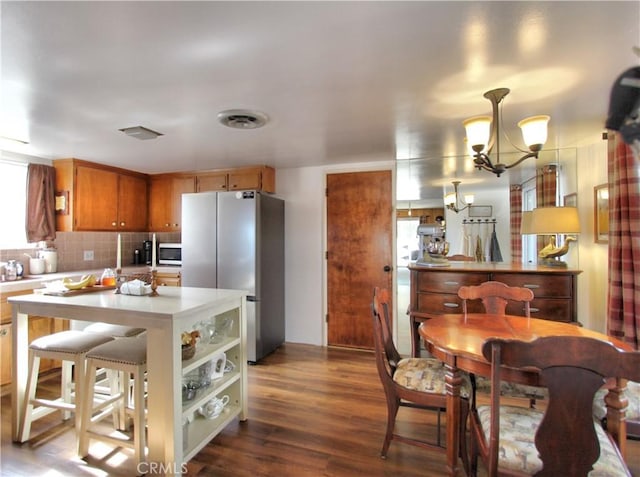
525,299,573,322
492,273,572,298
417,293,485,314
416,271,489,293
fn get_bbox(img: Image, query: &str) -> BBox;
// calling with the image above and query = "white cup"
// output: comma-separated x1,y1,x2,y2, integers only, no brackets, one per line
29,258,45,275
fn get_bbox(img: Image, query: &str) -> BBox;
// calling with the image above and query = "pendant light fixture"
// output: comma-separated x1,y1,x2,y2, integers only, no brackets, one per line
444,181,474,213
463,88,550,177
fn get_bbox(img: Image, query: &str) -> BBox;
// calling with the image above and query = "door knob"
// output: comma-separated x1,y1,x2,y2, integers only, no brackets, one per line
383,265,392,272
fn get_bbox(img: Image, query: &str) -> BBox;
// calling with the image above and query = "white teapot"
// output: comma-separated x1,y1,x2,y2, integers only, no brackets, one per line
198,395,230,420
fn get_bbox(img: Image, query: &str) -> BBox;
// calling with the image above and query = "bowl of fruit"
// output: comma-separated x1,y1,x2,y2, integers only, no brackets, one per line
181,330,200,360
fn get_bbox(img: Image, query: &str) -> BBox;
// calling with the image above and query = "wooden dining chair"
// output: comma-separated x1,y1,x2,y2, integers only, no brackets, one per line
470,335,638,477
457,280,533,316
371,287,471,464
594,379,640,440
458,281,547,406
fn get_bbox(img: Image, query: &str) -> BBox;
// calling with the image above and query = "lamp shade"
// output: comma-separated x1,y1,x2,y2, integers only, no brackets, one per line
518,115,550,149
463,116,491,150
529,206,580,234
444,192,456,206
521,211,534,234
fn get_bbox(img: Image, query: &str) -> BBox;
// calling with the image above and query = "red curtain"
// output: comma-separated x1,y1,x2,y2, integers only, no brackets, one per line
607,132,640,350
510,185,522,263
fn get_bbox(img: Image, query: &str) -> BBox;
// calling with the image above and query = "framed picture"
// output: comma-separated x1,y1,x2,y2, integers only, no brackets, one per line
594,184,609,244
468,205,492,217
563,193,577,208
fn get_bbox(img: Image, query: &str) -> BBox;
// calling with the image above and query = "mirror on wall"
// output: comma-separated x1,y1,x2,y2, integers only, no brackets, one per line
394,148,577,355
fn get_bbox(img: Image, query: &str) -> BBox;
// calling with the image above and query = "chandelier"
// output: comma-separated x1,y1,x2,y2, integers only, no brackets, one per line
463,88,550,177
444,181,474,213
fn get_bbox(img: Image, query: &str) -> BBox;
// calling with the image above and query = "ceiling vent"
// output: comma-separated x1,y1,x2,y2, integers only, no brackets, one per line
217,109,268,129
119,126,163,140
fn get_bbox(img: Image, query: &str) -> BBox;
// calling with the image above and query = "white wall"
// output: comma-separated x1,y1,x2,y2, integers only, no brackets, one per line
575,140,609,332
276,159,394,346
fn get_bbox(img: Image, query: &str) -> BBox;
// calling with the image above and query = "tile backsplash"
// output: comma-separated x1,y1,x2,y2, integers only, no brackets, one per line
1,231,181,274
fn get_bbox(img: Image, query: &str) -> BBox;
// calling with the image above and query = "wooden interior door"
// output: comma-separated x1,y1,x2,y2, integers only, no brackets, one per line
326,170,393,349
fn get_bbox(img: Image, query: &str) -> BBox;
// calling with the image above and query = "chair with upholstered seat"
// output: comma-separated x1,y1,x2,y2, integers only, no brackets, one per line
83,322,146,338
470,335,637,477
17,330,115,442
594,379,640,440
79,335,148,469
371,287,471,463
458,281,547,406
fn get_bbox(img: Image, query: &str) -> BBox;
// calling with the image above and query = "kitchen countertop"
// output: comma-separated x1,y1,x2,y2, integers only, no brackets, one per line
0,266,181,293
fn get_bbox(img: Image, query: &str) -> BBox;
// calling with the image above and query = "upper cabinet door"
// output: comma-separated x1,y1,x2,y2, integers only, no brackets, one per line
149,175,195,231
197,173,228,192
75,166,119,230
118,174,148,231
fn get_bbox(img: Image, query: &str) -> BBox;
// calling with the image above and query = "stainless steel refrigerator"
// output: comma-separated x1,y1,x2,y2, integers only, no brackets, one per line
181,190,285,363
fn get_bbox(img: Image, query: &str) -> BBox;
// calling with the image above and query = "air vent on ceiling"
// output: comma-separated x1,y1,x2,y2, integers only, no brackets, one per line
119,126,163,140
217,109,269,129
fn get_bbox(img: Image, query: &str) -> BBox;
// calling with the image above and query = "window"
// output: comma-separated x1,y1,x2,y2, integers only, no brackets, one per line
0,160,30,249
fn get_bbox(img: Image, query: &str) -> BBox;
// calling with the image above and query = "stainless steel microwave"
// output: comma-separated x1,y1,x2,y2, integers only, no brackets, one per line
158,243,182,266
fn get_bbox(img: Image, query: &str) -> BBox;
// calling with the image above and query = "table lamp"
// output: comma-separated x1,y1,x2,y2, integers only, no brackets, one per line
529,206,580,267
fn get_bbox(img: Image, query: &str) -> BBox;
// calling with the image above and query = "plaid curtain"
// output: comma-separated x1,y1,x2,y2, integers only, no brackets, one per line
607,132,640,350
510,185,523,262
535,165,558,250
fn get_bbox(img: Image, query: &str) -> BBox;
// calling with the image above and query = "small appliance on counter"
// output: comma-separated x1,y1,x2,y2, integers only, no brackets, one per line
40,249,58,273
142,240,153,265
158,242,182,266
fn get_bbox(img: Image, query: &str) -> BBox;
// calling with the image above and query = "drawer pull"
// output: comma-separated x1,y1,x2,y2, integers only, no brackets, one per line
530,307,540,313
523,284,540,289
443,302,459,308
444,281,459,286
0,328,8,336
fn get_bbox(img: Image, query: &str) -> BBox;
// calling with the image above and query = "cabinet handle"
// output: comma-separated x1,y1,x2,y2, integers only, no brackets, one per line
120,222,125,227
173,223,179,227
0,328,8,336
112,221,117,227
523,284,540,289
443,302,459,308
444,281,459,286
165,223,170,227
530,307,540,313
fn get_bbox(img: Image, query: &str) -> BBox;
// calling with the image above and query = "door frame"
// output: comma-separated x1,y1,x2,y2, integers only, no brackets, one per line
321,163,398,348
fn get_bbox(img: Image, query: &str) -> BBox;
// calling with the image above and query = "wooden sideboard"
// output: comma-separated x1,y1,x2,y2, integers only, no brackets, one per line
408,262,582,357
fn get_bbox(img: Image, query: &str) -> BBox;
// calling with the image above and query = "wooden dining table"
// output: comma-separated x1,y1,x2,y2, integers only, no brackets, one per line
418,313,633,477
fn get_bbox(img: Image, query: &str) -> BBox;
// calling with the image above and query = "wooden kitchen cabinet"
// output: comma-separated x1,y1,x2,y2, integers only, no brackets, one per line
156,271,181,287
196,172,228,192
53,158,149,231
1,289,69,385
195,166,276,193
407,263,581,357
148,175,195,231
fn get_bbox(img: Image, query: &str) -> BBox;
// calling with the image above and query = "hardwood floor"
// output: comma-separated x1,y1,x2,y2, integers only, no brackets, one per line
2,343,639,476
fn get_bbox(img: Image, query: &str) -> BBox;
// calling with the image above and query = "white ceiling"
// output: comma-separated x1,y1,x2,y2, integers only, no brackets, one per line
2,1,639,197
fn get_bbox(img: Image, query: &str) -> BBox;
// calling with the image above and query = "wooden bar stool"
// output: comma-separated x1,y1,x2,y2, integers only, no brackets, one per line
78,336,147,469
83,322,145,338
17,330,115,442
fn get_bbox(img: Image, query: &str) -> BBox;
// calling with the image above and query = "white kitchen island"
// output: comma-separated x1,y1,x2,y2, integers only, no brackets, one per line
9,286,247,475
